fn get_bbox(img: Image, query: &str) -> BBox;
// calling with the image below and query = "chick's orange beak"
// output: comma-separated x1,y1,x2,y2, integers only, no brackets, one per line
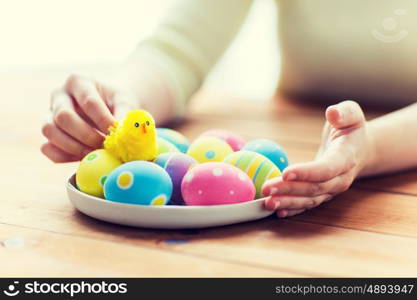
141,123,147,134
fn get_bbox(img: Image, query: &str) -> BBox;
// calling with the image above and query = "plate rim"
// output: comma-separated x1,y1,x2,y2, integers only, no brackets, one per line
67,174,269,211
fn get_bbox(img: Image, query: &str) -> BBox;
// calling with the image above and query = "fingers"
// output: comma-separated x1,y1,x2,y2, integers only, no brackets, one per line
51,91,105,148
263,169,351,215
265,194,333,218
263,173,353,198
264,196,279,210
41,122,92,158
65,74,115,133
265,207,307,218
40,142,79,163
277,209,306,218
326,100,365,129
282,150,355,183
263,100,365,219
265,193,332,211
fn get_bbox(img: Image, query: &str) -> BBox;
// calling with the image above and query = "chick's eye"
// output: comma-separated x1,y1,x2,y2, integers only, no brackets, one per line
146,121,150,126
134,122,140,128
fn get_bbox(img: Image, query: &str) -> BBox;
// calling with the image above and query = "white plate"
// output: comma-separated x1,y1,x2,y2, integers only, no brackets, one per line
66,175,274,229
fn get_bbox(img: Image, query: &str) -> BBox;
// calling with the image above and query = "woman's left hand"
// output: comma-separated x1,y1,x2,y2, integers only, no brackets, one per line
262,100,374,218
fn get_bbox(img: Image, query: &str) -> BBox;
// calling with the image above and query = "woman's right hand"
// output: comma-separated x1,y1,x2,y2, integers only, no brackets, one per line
41,74,137,163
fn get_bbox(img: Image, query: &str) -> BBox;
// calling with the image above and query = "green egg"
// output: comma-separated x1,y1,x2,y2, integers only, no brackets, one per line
157,137,180,155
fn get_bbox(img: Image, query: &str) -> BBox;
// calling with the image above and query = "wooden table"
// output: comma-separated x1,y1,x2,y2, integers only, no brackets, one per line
1,72,417,277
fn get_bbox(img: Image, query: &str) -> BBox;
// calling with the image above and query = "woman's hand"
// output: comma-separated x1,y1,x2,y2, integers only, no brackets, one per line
41,74,137,162
262,100,374,218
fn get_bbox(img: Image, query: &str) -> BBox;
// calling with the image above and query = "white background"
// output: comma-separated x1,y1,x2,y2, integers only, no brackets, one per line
0,0,280,99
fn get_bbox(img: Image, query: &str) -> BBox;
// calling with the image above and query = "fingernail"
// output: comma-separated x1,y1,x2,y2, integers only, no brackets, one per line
264,197,275,211
286,173,297,181
307,200,315,208
278,210,288,218
270,187,278,195
337,109,344,123
274,200,280,210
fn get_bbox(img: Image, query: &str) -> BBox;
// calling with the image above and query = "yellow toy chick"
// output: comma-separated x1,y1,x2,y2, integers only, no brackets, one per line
104,110,157,162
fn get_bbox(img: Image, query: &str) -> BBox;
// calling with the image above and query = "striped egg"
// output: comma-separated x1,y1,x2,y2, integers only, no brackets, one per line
242,139,289,171
223,150,281,198
157,128,189,153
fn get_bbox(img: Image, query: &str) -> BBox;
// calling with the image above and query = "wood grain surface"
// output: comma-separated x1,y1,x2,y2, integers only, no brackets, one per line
1,73,416,277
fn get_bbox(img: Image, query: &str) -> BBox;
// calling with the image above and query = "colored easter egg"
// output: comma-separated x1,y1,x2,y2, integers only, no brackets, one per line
104,161,172,206
157,137,180,155
157,128,189,153
224,151,281,198
181,162,255,206
154,152,197,205
187,136,233,163
200,129,246,151
242,139,289,171
76,149,122,198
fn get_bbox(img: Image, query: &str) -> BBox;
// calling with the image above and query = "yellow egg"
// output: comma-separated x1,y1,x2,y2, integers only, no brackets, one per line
187,136,233,163
157,137,180,155
76,149,122,198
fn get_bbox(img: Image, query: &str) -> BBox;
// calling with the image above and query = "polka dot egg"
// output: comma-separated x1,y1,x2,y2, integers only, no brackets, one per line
181,162,255,205
157,137,180,155
76,149,122,198
224,151,281,198
187,136,233,163
154,152,197,205
104,161,172,206
157,128,189,153
242,139,289,171
199,129,246,151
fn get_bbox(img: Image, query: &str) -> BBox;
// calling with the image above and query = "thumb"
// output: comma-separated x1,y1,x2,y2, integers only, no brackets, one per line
112,91,139,121
325,100,365,129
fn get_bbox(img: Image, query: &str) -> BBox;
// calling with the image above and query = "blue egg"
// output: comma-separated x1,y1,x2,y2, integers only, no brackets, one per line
103,161,173,206
157,128,189,153
242,139,289,171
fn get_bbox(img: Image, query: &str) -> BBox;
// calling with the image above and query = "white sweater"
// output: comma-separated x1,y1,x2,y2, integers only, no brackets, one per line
134,0,417,109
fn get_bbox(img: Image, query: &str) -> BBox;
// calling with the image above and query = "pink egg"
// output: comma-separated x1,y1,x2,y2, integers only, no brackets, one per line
200,129,246,151
181,162,255,206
